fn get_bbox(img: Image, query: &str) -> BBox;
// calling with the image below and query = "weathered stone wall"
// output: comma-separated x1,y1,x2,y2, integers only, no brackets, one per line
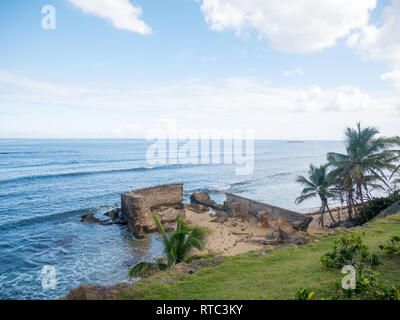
121,183,183,237
223,193,312,233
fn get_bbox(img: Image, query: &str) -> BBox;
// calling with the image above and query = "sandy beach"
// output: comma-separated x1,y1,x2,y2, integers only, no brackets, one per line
184,207,273,256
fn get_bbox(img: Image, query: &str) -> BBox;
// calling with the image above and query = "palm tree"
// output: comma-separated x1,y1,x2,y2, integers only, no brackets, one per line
327,123,400,222
390,136,400,187
129,213,208,279
295,164,337,227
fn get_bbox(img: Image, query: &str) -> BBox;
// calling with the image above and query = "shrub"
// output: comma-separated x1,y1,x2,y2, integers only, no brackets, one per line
129,214,208,279
333,265,384,299
379,236,400,257
294,287,315,300
387,284,400,300
356,192,400,222
321,234,380,269
333,266,400,300
128,261,168,279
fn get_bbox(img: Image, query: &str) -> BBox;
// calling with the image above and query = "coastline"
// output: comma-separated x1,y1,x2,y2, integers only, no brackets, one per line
66,185,358,299
66,204,400,300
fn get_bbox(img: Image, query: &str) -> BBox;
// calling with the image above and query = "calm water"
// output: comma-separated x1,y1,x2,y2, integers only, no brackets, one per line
0,139,345,299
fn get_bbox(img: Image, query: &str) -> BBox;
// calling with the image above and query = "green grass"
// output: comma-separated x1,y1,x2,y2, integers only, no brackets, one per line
118,213,400,300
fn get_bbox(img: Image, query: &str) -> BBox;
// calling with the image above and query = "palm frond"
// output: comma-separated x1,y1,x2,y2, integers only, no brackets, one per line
129,262,160,279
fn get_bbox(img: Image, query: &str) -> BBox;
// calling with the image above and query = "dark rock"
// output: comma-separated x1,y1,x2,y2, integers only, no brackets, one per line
104,208,121,220
210,210,229,223
81,213,112,226
173,203,185,210
113,220,128,226
81,213,101,223
265,228,310,245
190,192,223,210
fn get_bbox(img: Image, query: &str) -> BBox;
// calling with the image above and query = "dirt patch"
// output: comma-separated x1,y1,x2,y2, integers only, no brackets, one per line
184,208,312,255
306,206,352,234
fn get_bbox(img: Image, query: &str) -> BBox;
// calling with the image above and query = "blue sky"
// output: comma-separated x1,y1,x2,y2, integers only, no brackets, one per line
1,0,399,139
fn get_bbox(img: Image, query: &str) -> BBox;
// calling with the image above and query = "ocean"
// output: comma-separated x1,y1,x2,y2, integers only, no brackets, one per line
0,139,345,299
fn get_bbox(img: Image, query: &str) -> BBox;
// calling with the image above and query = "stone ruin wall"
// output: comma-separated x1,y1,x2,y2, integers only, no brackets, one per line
224,193,312,233
121,183,183,237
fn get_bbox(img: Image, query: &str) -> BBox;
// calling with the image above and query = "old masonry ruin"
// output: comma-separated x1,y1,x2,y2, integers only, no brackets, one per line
121,183,312,238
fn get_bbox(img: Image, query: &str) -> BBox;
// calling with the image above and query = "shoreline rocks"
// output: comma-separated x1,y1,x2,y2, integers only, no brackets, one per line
190,192,223,211
81,213,112,226
104,208,121,220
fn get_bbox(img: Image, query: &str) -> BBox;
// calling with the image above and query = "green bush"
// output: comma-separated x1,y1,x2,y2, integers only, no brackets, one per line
333,265,384,299
386,284,400,300
379,236,400,257
294,287,315,300
321,234,380,269
333,265,400,300
356,192,400,222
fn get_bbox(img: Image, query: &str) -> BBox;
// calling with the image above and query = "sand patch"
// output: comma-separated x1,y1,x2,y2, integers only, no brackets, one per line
306,206,352,234
185,208,274,256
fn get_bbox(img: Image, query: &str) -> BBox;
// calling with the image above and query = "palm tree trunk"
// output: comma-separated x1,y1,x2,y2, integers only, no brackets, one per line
325,202,337,226
319,206,324,227
347,190,354,221
358,183,369,222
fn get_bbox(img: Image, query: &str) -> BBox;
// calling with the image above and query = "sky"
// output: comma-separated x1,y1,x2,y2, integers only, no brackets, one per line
0,0,400,140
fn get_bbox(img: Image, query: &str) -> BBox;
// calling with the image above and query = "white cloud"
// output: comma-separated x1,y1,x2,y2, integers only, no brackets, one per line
283,67,303,77
199,0,376,52
346,1,400,90
381,69,400,91
0,70,397,114
347,1,400,65
67,0,152,34
1,71,399,138
324,88,372,112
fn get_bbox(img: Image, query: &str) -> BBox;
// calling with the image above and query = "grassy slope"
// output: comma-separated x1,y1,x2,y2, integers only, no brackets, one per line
119,213,400,300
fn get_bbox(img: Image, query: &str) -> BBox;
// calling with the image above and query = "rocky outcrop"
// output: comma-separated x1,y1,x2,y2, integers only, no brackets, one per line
223,193,312,232
210,210,229,223
121,184,183,237
104,208,121,220
66,283,133,300
265,228,310,245
190,192,223,211
81,213,112,226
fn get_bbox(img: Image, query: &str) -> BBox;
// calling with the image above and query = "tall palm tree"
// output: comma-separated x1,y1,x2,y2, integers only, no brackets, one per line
327,123,400,222
129,213,208,279
390,137,400,187
296,164,337,227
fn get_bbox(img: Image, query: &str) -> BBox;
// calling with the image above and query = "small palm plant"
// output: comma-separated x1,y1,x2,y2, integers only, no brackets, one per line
129,213,208,279
296,164,337,227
